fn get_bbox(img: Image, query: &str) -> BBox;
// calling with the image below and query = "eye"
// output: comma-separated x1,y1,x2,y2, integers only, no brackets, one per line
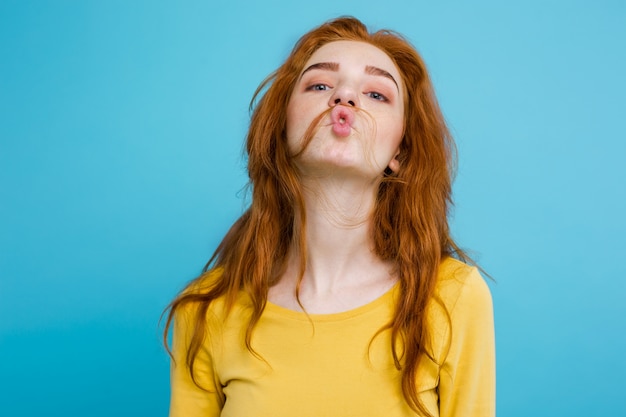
306,83,330,91
366,91,388,102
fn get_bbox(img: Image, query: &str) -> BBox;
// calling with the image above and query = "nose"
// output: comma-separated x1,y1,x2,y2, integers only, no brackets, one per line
328,85,359,107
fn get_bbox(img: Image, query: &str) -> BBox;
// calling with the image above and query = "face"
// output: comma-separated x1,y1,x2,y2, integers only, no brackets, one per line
286,40,405,180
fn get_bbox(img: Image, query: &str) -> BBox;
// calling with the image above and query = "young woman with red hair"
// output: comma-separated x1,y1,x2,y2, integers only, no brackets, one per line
164,16,495,417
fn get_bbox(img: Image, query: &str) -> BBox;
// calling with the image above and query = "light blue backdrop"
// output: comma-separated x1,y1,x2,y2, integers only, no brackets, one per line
1,1,625,416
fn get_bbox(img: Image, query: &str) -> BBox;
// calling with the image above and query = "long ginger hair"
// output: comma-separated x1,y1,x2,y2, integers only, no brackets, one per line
164,16,469,416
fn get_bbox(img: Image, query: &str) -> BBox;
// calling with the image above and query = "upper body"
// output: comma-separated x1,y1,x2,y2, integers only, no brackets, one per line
166,17,495,417
170,258,495,417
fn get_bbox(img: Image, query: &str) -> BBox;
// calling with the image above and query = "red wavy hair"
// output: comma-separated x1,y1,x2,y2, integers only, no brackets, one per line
164,16,469,416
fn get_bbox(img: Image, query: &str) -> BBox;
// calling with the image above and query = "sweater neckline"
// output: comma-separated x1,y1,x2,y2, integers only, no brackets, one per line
263,282,399,322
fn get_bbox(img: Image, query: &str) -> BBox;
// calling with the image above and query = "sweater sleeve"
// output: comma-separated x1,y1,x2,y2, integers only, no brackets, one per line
169,304,224,417
438,267,496,417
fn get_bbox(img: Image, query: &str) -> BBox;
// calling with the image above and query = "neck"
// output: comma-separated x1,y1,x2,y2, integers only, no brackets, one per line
286,175,392,293
269,174,397,313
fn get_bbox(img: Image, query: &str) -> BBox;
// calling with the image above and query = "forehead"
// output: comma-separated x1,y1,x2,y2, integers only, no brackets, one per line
303,40,402,81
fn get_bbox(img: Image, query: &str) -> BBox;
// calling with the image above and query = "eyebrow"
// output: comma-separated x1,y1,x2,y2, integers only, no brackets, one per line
300,62,399,91
365,65,399,90
300,62,339,76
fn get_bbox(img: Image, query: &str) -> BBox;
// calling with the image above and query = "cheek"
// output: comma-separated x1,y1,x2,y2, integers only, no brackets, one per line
285,100,301,150
385,116,404,172
380,110,405,147
390,106,405,147
285,97,327,154
285,96,307,132
391,122,404,149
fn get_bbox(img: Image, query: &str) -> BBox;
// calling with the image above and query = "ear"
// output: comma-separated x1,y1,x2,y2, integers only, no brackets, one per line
387,148,401,173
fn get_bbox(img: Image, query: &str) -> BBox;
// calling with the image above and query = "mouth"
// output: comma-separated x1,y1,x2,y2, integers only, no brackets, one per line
330,106,355,137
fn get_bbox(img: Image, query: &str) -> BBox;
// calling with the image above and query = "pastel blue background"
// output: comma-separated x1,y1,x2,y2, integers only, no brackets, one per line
1,1,624,415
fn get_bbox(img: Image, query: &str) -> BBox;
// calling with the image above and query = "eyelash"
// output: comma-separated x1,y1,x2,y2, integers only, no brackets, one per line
306,83,330,91
367,91,388,102
305,84,389,102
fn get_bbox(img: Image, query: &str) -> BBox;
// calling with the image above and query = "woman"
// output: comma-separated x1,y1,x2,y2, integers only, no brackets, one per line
164,16,495,417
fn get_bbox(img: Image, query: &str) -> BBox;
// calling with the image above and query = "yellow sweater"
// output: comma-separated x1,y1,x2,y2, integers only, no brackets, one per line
169,258,495,416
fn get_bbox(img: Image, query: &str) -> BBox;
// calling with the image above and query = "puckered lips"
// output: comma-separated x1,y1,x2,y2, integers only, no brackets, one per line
330,105,355,137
